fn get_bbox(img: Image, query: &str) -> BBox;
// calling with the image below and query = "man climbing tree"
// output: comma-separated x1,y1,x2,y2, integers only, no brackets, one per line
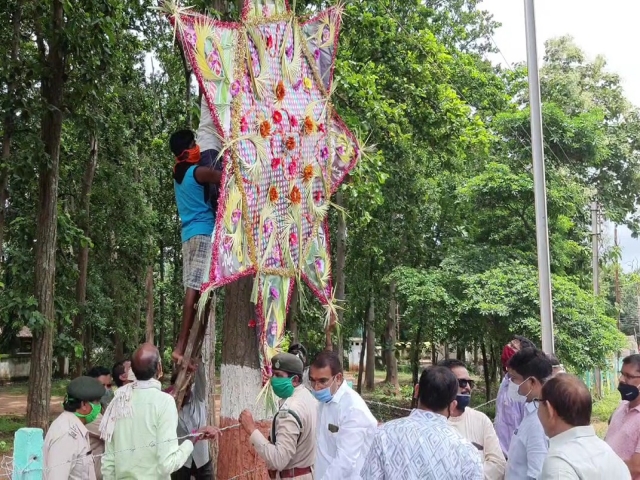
169,130,221,364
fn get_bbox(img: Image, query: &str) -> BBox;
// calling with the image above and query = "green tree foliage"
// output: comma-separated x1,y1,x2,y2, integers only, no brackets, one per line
0,0,634,421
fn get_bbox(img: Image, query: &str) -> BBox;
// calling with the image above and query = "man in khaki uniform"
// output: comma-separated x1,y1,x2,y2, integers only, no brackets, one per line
44,376,106,480
240,353,317,479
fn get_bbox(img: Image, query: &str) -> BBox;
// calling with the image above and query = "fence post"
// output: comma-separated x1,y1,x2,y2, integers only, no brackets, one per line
12,428,44,479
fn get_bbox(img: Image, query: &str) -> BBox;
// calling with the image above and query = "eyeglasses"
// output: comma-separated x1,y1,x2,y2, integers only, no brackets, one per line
307,375,336,389
619,371,640,381
533,398,546,409
458,379,475,389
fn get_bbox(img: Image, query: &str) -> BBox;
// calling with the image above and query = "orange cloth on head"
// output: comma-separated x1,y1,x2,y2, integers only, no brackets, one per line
173,145,201,174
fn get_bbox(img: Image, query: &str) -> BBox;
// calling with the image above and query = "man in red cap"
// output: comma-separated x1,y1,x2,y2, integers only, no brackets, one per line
494,335,535,457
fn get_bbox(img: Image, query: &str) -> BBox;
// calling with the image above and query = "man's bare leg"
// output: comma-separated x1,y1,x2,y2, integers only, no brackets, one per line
173,287,200,364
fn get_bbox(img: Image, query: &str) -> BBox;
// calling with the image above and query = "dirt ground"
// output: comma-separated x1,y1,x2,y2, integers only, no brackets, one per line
0,393,63,416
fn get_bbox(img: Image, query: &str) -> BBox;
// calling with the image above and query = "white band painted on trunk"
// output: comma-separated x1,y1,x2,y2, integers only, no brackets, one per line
220,363,268,420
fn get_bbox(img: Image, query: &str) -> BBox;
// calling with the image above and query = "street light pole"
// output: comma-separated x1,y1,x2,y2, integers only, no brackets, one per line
524,0,554,353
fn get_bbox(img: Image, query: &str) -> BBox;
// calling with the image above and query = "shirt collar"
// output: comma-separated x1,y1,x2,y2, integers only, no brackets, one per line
410,409,448,423
622,400,640,413
330,380,349,404
524,401,538,415
61,411,89,436
549,425,595,448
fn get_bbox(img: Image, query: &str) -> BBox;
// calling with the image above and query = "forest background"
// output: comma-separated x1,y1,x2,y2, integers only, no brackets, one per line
1,0,639,430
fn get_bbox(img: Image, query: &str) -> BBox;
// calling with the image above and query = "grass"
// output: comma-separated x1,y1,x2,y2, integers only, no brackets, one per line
592,390,619,438
0,416,25,454
0,379,68,397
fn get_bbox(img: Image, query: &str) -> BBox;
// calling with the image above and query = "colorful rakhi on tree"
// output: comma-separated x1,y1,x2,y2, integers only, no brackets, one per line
161,0,360,410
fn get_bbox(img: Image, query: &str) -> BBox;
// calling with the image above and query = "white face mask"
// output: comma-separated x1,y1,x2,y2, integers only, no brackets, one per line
508,377,531,403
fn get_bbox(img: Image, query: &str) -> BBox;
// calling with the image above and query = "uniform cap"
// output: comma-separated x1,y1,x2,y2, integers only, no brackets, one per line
67,376,106,402
272,353,304,377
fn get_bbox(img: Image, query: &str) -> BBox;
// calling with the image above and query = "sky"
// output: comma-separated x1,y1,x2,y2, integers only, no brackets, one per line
480,0,640,271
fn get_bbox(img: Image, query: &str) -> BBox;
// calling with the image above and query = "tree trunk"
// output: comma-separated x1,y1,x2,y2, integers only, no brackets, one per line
0,0,21,266
444,343,450,359
356,310,366,394
286,283,299,343
217,276,269,479
411,325,423,409
457,345,465,362
383,280,398,391
481,340,490,402
145,265,154,343
114,331,124,361
333,191,347,366
365,292,375,391
73,133,98,377
159,242,166,356
203,293,218,478
27,0,65,431
431,343,437,364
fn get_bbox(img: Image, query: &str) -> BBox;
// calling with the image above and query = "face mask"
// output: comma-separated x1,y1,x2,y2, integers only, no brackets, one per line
75,402,101,424
618,382,640,402
508,378,531,403
311,378,336,403
271,376,295,399
456,394,471,412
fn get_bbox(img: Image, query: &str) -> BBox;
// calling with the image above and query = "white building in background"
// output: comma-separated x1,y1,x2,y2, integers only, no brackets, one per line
348,337,364,371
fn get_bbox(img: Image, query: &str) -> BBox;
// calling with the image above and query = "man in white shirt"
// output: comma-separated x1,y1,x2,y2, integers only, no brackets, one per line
361,366,483,479
308,350,377,480
537,373,630,479
504,347,551,480
439,359,506,480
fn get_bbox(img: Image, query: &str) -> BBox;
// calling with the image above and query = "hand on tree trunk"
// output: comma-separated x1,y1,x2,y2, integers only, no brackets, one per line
239,409,257,436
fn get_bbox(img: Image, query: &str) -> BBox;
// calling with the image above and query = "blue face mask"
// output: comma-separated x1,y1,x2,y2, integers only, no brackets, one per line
311,377,336,403
456,394,471,412
312,386,334,403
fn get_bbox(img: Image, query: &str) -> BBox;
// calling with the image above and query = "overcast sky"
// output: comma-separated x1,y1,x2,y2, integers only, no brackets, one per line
480,0,640,271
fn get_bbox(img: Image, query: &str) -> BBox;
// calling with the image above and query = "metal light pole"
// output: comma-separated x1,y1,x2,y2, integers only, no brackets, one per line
524,0,554,353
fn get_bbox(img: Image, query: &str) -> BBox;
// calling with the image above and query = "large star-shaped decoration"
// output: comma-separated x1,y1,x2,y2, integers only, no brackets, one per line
163,0,359,405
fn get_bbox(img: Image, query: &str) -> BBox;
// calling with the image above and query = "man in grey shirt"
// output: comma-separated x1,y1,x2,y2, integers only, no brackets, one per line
169,363,212,480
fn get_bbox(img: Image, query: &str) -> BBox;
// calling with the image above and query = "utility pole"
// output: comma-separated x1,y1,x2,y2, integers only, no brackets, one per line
591,201,602,397
615,225,622,367
524,0,554,354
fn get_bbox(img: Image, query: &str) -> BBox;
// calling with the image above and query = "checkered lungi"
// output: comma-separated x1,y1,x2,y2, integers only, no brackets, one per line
182,234,212,291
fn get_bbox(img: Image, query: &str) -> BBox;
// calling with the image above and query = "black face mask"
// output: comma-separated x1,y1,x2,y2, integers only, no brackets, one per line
456,394,471,412
618,382,640,402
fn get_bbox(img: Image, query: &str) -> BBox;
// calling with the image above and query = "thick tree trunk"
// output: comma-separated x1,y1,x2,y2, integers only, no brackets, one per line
27,0,65,431
0,1,21,266
145,265,154,343
114,328,124,361
431,343,437,364
444,343,450,359
203,293,218,478
457,345,465,362
73,133,98,377
365,293,375,391
217,276,269,479
334,191,347,366
383,280,398,391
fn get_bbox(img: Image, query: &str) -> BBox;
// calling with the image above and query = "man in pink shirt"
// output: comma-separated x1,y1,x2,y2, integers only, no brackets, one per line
605,354,640,479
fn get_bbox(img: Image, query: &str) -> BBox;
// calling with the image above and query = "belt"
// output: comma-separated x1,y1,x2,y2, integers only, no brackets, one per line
268,466,312,479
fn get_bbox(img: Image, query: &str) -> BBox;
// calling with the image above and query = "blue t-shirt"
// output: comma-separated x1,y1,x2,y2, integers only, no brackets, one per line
174,166,215,242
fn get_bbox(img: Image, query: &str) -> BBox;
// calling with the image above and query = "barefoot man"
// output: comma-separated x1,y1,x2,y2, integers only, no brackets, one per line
169,130,222,364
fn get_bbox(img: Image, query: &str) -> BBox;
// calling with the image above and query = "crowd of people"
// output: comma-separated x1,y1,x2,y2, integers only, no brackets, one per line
40,336,640,479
